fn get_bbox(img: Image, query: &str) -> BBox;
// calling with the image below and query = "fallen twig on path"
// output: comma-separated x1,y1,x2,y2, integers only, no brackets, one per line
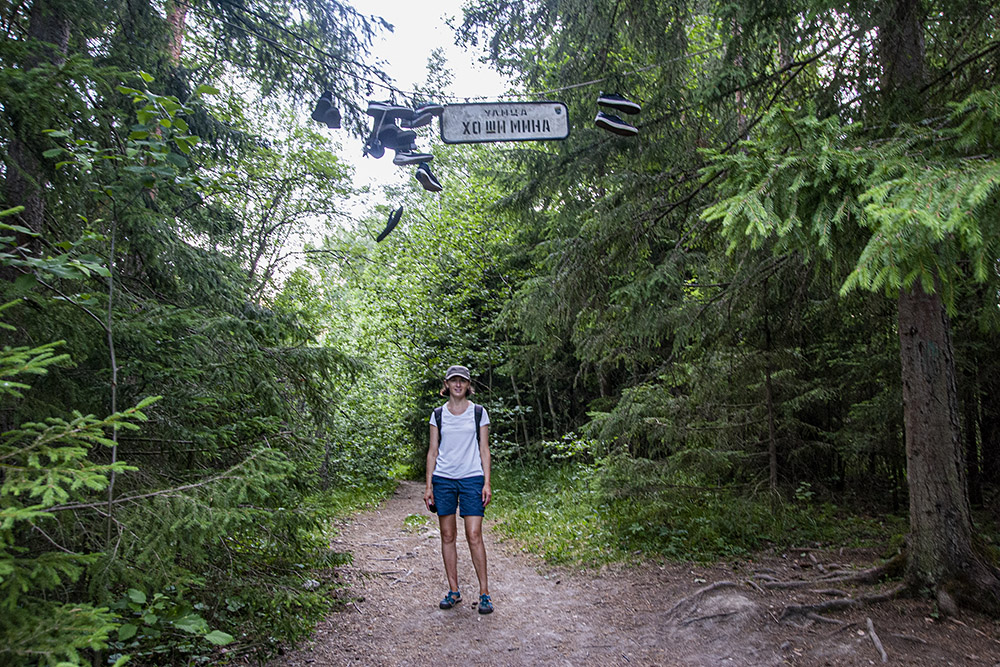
867,617,888,663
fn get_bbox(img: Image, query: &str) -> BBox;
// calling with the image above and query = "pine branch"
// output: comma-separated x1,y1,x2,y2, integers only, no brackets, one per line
47,451,261,513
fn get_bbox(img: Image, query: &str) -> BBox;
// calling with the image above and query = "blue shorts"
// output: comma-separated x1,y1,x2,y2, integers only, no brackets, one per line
432,475,485,517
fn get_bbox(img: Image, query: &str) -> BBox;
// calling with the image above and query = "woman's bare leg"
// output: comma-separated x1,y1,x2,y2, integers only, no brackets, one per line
439,513,459,592
464,515,489,595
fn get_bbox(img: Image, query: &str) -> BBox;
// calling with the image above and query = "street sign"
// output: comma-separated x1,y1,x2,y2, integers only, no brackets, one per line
440,101,570,144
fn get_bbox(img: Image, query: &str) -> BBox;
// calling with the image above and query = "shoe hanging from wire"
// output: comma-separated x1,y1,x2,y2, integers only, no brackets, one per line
376,205,403,242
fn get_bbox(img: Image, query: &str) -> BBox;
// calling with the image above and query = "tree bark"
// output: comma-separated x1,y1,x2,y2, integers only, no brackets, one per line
880,0,1000,615
897,283,1000,613
3,0,70,238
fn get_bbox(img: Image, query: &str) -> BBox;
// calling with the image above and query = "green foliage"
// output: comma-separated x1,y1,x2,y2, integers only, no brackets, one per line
701,93,1000,310
492,458,905,566
0,5,393,659
0,307,152,666
107,588,233,665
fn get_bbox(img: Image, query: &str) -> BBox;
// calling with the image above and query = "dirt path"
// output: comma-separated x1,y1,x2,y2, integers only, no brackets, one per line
270,481,1000,666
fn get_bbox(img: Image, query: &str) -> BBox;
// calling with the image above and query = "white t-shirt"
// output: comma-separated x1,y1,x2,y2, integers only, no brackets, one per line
429,402,490,479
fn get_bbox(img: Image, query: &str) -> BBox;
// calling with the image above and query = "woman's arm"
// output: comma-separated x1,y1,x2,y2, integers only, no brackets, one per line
425,424,439,508
479,424,492,507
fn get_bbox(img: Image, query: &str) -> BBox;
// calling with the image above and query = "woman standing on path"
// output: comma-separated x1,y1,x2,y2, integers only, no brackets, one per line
424,365,494,614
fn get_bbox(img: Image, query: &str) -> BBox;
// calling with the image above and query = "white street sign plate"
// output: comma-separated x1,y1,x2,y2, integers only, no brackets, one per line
440,101,570,144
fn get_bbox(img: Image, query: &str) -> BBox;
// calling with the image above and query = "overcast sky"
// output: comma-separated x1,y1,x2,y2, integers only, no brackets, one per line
341,1,510,207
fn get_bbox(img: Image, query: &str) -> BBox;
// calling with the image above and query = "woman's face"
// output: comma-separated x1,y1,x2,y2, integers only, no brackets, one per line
446,377,469,396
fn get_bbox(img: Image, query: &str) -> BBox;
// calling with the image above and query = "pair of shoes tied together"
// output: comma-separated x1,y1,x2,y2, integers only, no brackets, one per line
595,92,641,137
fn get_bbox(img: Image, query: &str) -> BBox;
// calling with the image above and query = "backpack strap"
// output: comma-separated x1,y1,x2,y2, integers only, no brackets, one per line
474,404,483,445
433,406,443,444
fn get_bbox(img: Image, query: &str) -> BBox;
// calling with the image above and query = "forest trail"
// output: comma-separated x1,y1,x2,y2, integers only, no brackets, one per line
270,481,999,666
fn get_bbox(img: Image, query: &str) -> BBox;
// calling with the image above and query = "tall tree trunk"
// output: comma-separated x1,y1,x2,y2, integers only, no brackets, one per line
884,0,1000,614
3,0,70,239
897,288,967,575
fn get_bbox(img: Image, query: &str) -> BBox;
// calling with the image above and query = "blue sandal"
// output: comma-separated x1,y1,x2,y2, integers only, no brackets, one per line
439,590,461,609
477,593,494,614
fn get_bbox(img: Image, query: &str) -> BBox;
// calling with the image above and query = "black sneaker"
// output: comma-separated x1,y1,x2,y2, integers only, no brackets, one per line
393,151,433,166
323,105,341,129
597,92,641,115
594,111,638,136
364,139,385,159
378,125,418,151
414,102,444,116
415,162,443,192
376,205,403,242
400,112,434,129
366,100,414,120
310,91,332,122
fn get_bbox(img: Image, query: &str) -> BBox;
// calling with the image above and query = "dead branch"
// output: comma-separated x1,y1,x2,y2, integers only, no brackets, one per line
809,589,849,597
866,617,888,663
746,579,767,595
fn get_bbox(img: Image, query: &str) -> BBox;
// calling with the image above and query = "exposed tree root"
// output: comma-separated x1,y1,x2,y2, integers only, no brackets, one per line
664,581,740,620
762,552,906,591
779,584,907,622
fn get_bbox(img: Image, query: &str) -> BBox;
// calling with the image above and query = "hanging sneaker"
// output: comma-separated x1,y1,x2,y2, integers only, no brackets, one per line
376,205,403,242
378,125,418,151
323,105,341,129
366,100,414,120
364,138,385,159
310,91,332,122
413,102,444,116
400,112,434,129
594,111,638,136
597,92,641,115
415,162,443,192
393,151,433,166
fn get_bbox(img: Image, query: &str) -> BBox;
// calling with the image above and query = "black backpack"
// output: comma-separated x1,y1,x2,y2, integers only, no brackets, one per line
433,404,484,445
